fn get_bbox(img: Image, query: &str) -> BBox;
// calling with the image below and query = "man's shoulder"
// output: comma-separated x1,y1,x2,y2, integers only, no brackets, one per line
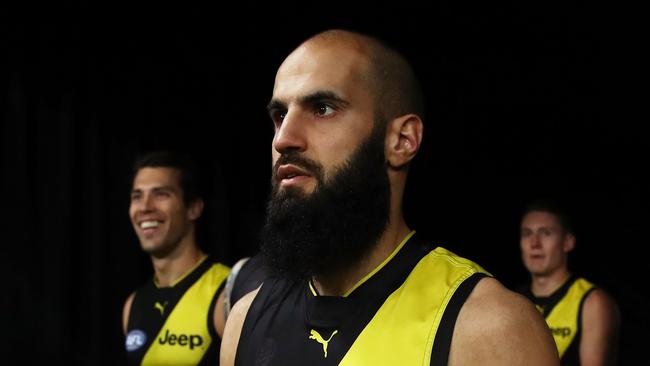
449,277,560,365
208,260,231,273
220,287,261,366
204,259,231,281
461,277,535,324
582,285,620,321
418,245,490,276
229,255,272,305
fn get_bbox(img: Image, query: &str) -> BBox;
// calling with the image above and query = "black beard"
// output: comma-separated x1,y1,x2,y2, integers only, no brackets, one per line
260,125,391,280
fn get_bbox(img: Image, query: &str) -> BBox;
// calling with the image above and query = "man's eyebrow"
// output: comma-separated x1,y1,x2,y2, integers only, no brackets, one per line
267,99,286,113
131,186,175,194
151,186,175,193
267,91,349,113
298,91,349,107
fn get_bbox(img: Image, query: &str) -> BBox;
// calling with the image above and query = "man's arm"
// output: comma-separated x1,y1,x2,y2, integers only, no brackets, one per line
579,288,620,366
213,289,227,338
122,292,136,335
449,277,560,366
220,287,260,366
214,255,268,339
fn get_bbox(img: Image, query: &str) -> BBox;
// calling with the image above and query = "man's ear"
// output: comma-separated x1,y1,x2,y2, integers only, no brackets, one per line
385,114,423,169
563,232,576,253
188,199,204,221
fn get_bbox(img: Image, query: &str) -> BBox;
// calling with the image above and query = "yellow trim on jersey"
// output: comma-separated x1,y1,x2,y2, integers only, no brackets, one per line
546,278,594,358
142,263,230,366
340,247,488,365
343,230,416,297
308,280,318,296
154,255,209,289
307,231,416,298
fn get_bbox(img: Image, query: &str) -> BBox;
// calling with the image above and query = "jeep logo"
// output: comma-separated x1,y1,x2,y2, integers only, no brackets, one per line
158,329,204,349
551,327,571,338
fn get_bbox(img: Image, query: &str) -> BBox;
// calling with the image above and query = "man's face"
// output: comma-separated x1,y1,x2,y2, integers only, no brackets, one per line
129,167,195,257
261,41,391,279
268,42,377,196
520,211,573,276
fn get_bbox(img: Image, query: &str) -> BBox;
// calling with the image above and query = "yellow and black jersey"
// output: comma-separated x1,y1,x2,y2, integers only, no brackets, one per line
125,257,230,366
520,276,595,366
236,231,489,366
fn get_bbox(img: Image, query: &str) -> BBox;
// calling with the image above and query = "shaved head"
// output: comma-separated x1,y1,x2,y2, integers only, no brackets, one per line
299,29,424,125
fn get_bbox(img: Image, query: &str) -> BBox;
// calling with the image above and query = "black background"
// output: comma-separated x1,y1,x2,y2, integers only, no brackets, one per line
2,2,646,364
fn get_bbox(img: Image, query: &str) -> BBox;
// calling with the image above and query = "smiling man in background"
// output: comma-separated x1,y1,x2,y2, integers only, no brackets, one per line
122,151,230,366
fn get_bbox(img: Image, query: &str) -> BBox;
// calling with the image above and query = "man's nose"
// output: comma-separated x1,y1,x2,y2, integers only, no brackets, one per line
531,234,542,248
273,109,307,155
138,193,155,212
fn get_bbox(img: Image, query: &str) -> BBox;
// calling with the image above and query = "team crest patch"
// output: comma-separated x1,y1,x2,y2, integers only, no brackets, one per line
126,329,147,352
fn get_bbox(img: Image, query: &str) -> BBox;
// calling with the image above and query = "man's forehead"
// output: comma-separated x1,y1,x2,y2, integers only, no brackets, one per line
133,167,180,187
284,40,369,70
522,211,561,227
274,44,371,100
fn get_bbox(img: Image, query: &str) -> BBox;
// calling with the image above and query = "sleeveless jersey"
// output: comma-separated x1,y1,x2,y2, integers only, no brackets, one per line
236,231,489,365
125,257,230,365
521,276,595,365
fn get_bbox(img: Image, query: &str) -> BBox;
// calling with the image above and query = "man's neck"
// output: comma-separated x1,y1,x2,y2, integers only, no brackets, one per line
151,240,205,287
312,217,411,296
531,268,571,297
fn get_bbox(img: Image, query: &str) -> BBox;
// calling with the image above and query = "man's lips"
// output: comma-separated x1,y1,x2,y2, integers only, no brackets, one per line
276,164,312,182
137,219,163,237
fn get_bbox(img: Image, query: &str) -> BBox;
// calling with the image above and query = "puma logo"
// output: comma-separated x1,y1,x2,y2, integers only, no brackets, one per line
308,329,338,358
154,301,168,315
551,327,572,338
535,304,545,314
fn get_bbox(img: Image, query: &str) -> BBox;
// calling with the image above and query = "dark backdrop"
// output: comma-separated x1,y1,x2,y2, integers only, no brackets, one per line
2,2,645,364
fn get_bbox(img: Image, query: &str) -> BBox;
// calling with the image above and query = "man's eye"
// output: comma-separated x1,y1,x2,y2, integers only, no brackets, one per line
315,104,335,117
271,111,286,125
